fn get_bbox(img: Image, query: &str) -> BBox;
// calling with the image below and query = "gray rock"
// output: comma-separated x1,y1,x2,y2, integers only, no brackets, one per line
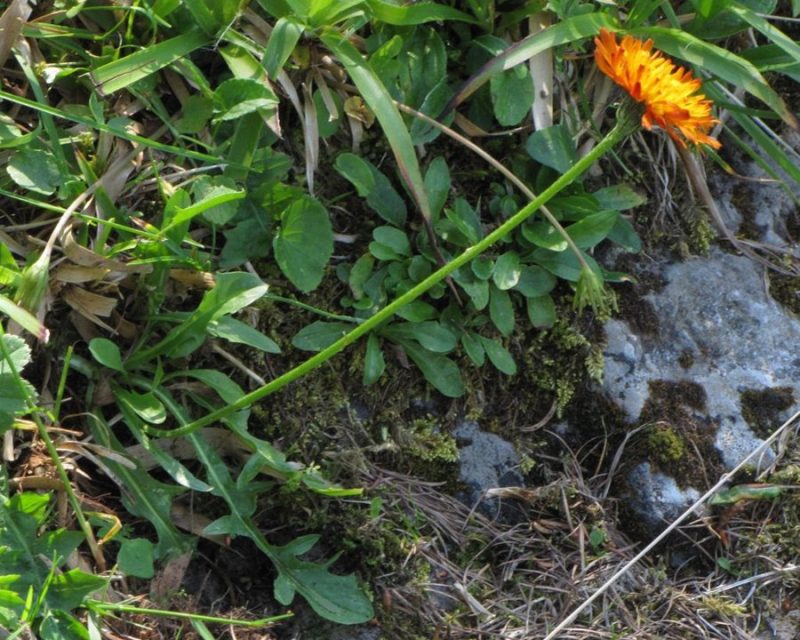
625,462,701,531
604,249,800,528
605,249,800,469
454,421,524,522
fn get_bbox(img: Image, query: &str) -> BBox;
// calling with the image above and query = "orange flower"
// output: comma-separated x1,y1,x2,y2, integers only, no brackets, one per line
594,28,721,149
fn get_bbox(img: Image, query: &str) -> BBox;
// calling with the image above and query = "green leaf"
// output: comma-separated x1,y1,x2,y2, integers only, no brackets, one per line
447,13,615,112
366,0,477,24
88,338,125,373
532,247,601,282
565,210,619,249
514,265,556,298
461,331,486,366
274,196,334,292
492,252,522,290
335,153,375,197
115,389,167,425
526,124,577,174
608,216,642,252
489,287,515,336
214,78,278,122
445,198,482,244
264,16,305,78
321,31,433,222
189,176,245,225
373,226,411,256
399,340,465,397
424,157,451,219
129,273,269,364
592,185,646,211
479,336,517,375
118,538,155,578
7,149,60,195
491,63,534,126
395,300,437,322
47,569,109,612
383,321,458,353
0,334,32,375
175,95,214,134
527,295,556,328
292,321,353,351
522,221,568,251
90,29,210,95
335,153,407,226
208,316,281,353
363,334,385,385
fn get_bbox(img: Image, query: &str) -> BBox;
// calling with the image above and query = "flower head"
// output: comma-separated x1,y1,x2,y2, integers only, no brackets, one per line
594,28,721,149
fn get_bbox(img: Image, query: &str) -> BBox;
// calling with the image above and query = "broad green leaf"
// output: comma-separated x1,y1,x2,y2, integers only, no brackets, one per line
491,63,534,126
453,269,489,309
0,334,31,375
292,321,354,351
532,248,602,282
461,331,486,366
608,216,642,252
727,3,800,63
565,210,619,248
373,226,410,256
208,316,281,353
396,300,437,321
489,286,515,336
273,196,334,292
363,334,385,384
88,338,124,373
118,538,155,578
526,124,576,174
264,16,305,78
445,198,482,245
527,294,556,328
90,29,210,95
115,389,166,425
214,77,278,122
48,570,108,612
514,265,556,298
424,157,451,219
334,154,411,226
383,321,458,353
175,95,214,134
480,336,517,375
522,221,569,251
7,148,60,195
185,176,245,226
592,185,647,211
399,340,465,397
492,252,522,290
335,153,375,197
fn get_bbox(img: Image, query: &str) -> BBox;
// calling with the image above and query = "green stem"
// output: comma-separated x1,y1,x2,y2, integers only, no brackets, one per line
147,120,629,439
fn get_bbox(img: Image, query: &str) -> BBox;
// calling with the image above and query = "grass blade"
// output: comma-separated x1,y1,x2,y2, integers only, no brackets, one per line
320,29,433,222
446,12,616,114
90,28,211,96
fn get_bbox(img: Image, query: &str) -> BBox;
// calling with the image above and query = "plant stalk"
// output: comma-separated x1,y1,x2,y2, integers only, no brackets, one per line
149,118,630,438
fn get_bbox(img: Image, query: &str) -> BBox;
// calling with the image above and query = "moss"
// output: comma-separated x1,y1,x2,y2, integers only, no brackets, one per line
731,182,763,241
404,418,459,464
647,424,686,465
636,380,724,489
740,386,795,439
681,206,715,255
769,273,800,315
